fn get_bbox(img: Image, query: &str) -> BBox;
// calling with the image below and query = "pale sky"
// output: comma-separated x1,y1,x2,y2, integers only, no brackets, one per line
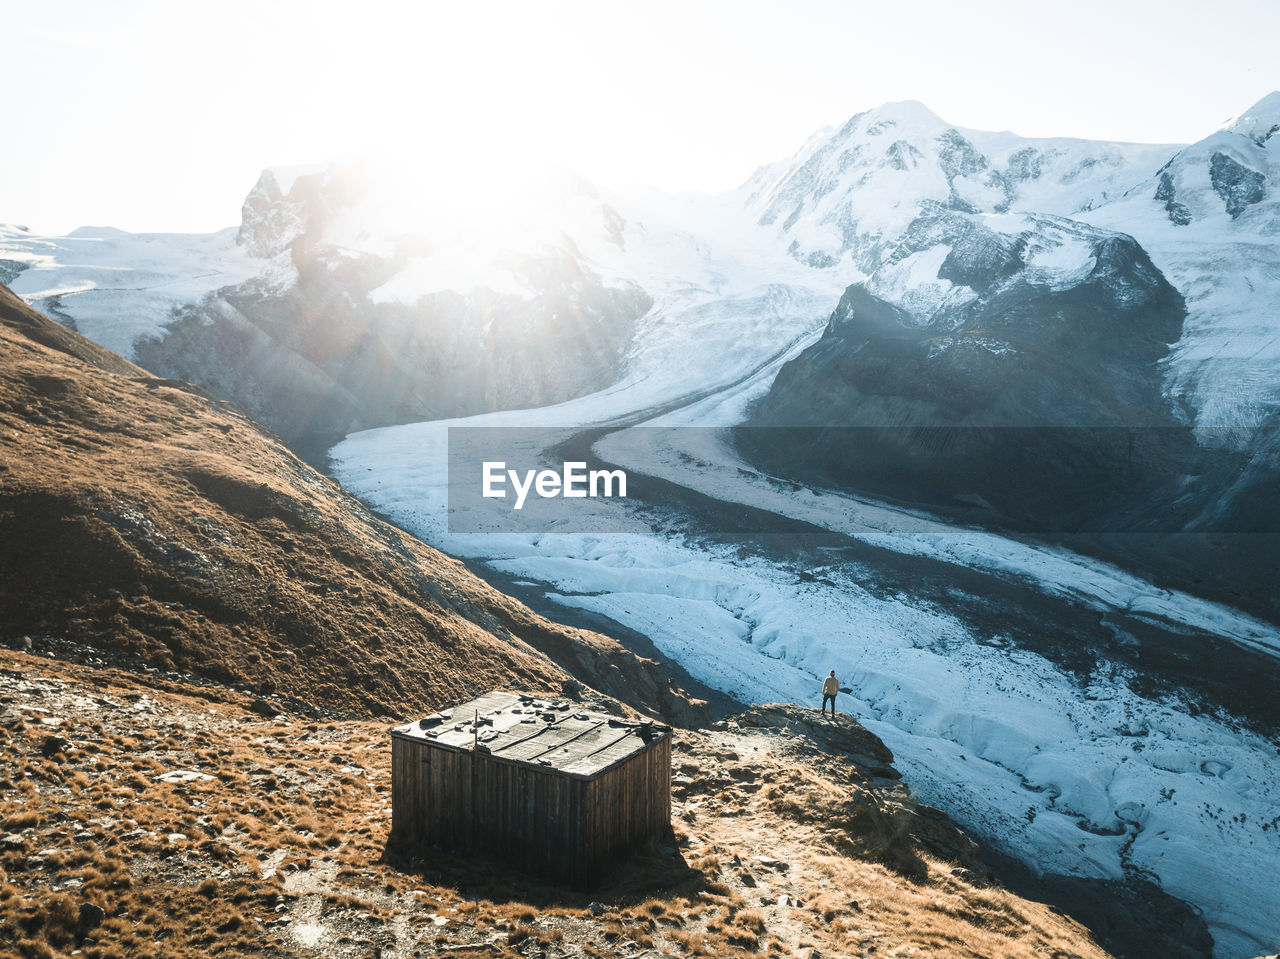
2,0,1277,235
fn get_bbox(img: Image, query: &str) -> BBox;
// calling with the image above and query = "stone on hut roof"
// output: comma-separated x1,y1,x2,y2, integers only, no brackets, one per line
390,691,672,780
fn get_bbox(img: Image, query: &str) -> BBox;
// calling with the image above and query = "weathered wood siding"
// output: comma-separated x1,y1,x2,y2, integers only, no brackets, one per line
391,732,671,886
584,734,671,873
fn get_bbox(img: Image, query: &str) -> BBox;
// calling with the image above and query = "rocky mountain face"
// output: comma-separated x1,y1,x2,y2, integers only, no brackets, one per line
745,212,1197,530
0,282,701,724
135,165,652,452
1,165,651,453
743,96,1280,620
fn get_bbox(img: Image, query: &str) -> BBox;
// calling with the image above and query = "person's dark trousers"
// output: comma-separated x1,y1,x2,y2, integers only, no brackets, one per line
822,694,836,717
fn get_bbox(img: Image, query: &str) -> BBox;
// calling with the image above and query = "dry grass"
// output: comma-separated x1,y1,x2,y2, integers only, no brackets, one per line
0,282,706,729
2,812,41,832
0,648,1121,959
663,725,1124,959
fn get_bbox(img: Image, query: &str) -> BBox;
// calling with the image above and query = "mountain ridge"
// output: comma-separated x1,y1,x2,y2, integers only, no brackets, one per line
0,281,704,725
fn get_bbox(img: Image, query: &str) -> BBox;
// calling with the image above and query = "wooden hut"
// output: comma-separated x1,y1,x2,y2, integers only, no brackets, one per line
389,690,672,887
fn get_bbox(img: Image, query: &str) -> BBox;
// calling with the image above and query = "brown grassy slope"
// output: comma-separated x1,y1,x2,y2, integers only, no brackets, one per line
0,649,1119,959
0,284,703,723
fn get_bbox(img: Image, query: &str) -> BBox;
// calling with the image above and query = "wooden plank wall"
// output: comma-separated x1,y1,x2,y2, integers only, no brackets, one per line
391,734,671,887
583,736,671,879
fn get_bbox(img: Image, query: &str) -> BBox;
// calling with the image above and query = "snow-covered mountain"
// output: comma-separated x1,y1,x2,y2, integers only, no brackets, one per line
744,94,1280,439
0,223,259,358
739,95,1280,621
2,163,658,447
1084,92,1280,433
742,99,1175,270
5,94,1276,447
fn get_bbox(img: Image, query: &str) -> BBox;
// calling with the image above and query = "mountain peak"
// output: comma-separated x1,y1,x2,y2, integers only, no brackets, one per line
262,163,326,197
1223,91,1280,143
853,99,948,132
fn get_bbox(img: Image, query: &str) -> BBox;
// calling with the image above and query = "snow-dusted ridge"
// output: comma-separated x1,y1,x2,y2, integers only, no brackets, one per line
0,224,258,358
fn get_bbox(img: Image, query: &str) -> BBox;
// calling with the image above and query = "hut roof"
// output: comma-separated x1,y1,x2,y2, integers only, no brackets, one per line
390,691,673,780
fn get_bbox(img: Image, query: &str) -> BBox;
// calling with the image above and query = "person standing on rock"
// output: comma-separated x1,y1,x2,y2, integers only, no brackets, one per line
821,670,839,718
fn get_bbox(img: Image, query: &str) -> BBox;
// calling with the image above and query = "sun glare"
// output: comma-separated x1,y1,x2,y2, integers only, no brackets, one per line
3,0,1278,234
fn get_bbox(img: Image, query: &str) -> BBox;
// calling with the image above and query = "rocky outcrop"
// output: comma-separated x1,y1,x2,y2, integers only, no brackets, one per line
1155,168,1193,225
0,647,1128,959
1128,95,1277,230
0,258,26,286
728,703,899,779
744,212,1197,533
236,168,309,257
1209,152,1266,218
702,703,1214,959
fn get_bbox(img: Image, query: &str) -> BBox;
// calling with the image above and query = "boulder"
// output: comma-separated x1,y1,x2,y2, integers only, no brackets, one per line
78,901,106,930
250,698,282,717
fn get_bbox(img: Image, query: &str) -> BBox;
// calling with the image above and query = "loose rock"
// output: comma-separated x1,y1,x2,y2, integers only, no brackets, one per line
40,734,68,757
78,901,105,930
